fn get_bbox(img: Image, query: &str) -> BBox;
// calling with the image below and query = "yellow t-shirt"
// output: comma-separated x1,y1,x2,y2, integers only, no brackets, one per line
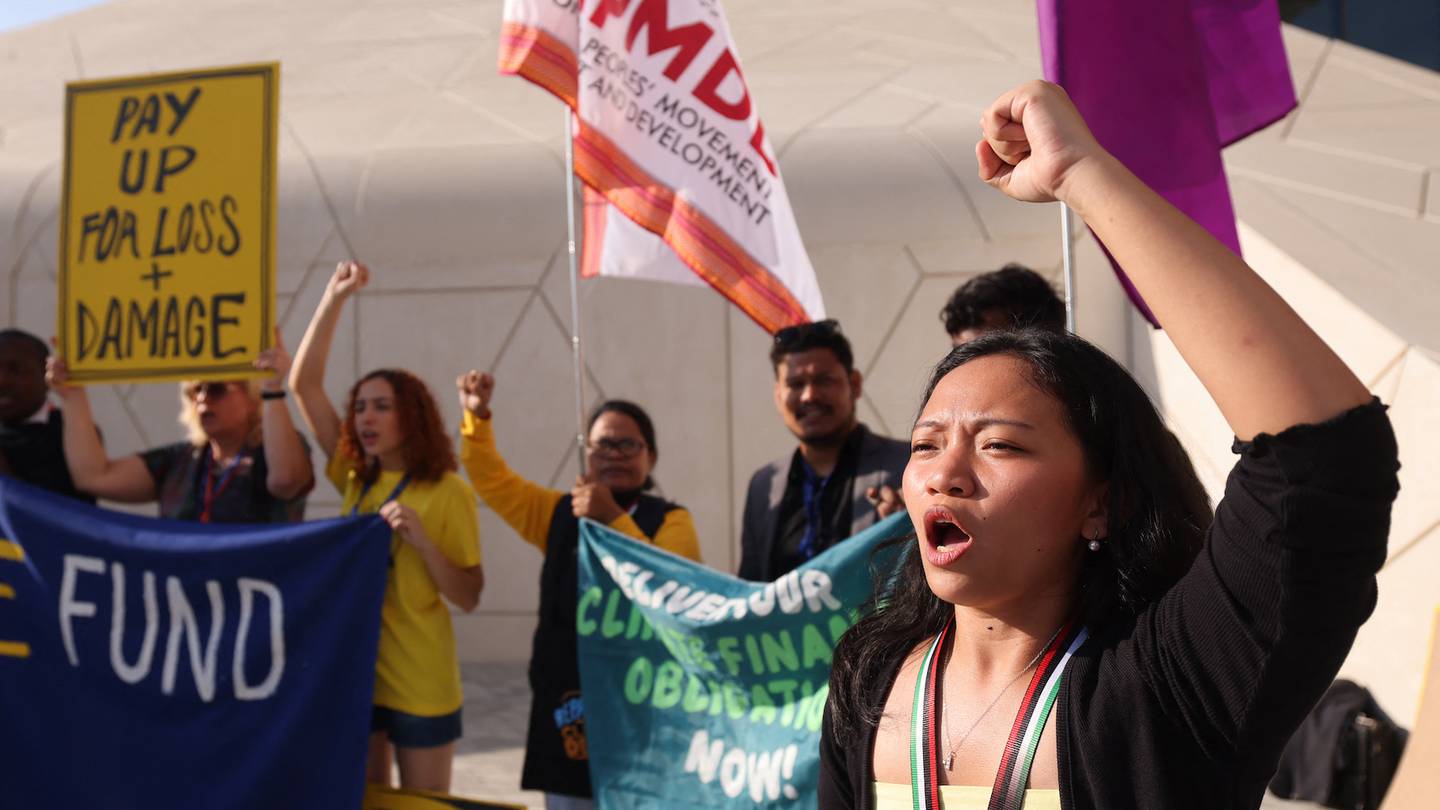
327,453,482,717
458,411,701,562
873,782,1061,809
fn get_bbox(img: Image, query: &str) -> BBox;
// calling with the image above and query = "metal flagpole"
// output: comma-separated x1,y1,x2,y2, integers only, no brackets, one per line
564,110,588,475
1060,202,1077,333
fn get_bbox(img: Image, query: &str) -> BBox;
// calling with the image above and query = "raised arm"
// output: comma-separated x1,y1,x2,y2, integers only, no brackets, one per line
289,261,367,459
45,356,155,502
456,370,564,551
977,81,1370,440
253,327,314,500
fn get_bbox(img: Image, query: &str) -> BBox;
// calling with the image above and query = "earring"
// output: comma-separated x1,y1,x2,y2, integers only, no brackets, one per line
1086,528,1102,552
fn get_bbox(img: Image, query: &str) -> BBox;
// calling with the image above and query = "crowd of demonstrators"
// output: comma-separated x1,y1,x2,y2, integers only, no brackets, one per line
455,369,700,810
43,329,313,522
738,320,908,582
820,81,1396,809
0,329,93,503
0,82,1400,810
290,260,484,793
940,263,1066,345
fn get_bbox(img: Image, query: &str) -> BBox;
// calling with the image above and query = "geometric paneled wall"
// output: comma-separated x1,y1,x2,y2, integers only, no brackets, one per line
0,0,1098,665
3,0,1437,726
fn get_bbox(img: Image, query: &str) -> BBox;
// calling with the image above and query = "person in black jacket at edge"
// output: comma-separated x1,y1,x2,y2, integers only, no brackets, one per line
0,329,94,503
819,81,1399,810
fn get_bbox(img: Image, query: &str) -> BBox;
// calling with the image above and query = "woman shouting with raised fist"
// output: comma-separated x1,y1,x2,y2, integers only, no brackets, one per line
821,81,1397,810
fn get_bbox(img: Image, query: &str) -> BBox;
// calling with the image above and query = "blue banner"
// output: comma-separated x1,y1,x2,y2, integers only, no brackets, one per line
576,513,910,809
0,478,392,809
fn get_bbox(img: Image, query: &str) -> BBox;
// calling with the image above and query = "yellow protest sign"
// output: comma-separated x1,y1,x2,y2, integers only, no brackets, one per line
58,63,278,384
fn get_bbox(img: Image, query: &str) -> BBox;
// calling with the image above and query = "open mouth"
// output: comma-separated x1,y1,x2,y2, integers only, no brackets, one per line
359,429,379,446
922,506,972,564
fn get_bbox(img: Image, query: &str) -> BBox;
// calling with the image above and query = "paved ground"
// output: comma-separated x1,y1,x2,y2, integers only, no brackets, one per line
452,662,545,809
448,662,1324,810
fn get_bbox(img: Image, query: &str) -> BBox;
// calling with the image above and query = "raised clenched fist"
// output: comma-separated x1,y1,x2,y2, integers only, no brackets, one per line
456,370,495,420
325,260,370,301
976,80,1109,205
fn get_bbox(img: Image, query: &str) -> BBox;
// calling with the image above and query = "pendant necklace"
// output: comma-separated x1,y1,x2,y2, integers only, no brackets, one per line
940,622,1066,772
910,618,1090,810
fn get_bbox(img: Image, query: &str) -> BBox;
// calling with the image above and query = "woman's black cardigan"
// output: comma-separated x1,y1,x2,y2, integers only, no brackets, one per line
819,401,1400,809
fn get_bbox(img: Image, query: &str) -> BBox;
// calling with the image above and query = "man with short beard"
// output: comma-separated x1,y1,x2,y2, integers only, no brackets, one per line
737,320,908,582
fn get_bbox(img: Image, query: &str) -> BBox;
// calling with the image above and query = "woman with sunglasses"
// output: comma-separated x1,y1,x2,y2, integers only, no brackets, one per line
455,369,700,809
820,81,1398,810
44,329,314,522
290,261,483,792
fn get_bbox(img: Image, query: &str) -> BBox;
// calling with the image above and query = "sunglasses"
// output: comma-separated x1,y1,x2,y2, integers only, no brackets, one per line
773,319,841,351
587,438,647,458
185,382,233,401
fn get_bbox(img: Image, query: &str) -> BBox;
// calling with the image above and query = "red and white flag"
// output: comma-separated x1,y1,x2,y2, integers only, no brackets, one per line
499,0,824,332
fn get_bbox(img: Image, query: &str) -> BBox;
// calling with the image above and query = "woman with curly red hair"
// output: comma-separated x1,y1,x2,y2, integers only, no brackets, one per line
290,260,483,793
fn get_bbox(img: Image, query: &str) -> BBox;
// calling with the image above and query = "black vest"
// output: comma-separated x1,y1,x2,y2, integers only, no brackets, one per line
0,410,94,504
520,493,679,797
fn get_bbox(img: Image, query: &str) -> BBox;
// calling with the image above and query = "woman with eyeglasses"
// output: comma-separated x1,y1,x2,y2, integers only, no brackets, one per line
819,82,1398,810
44,329,314,522
455,369,700,809
290,260,483,793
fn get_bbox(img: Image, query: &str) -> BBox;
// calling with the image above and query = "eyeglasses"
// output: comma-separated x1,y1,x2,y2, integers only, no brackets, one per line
587,437,647,458
773,319,841,351
185,382,232,401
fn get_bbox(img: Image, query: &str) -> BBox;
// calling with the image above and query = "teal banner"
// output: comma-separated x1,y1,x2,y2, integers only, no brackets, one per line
576,513,911,809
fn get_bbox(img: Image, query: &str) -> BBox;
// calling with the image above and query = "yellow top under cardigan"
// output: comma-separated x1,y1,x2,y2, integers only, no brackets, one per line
873,782,1062,809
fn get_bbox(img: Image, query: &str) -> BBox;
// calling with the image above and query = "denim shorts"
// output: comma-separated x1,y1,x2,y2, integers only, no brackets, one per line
371,705,463,748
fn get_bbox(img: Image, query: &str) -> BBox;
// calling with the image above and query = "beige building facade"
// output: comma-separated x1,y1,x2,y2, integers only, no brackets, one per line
2,0,1436,727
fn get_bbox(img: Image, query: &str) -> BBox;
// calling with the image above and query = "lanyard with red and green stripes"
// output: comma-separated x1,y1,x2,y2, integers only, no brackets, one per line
909,618,1088,810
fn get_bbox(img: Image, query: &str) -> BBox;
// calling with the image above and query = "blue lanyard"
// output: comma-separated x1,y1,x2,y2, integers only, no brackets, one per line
350,473,412,516
796,462,829,561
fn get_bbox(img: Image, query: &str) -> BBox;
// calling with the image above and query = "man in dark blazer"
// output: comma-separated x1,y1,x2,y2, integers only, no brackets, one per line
737,320,909,582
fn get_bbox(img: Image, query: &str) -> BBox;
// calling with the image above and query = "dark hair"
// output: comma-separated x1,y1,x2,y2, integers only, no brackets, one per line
0,329,50,365
940,264,1066,338
769,320,854,373
589,399,658,491
828,329,1211,744
338,369,456,486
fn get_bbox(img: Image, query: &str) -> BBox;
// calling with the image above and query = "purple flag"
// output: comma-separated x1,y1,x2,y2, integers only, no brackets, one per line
1038,0,1297,326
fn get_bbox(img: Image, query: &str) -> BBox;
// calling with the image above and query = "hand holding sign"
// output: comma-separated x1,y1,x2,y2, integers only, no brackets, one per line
976,80,1108,205
378,500,428,549
455,370,495,421
252,327,290,392
572,474,623,524
45,352,82,403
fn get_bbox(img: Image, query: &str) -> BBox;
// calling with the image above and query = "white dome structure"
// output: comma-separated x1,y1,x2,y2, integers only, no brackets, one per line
2,0,1437,732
